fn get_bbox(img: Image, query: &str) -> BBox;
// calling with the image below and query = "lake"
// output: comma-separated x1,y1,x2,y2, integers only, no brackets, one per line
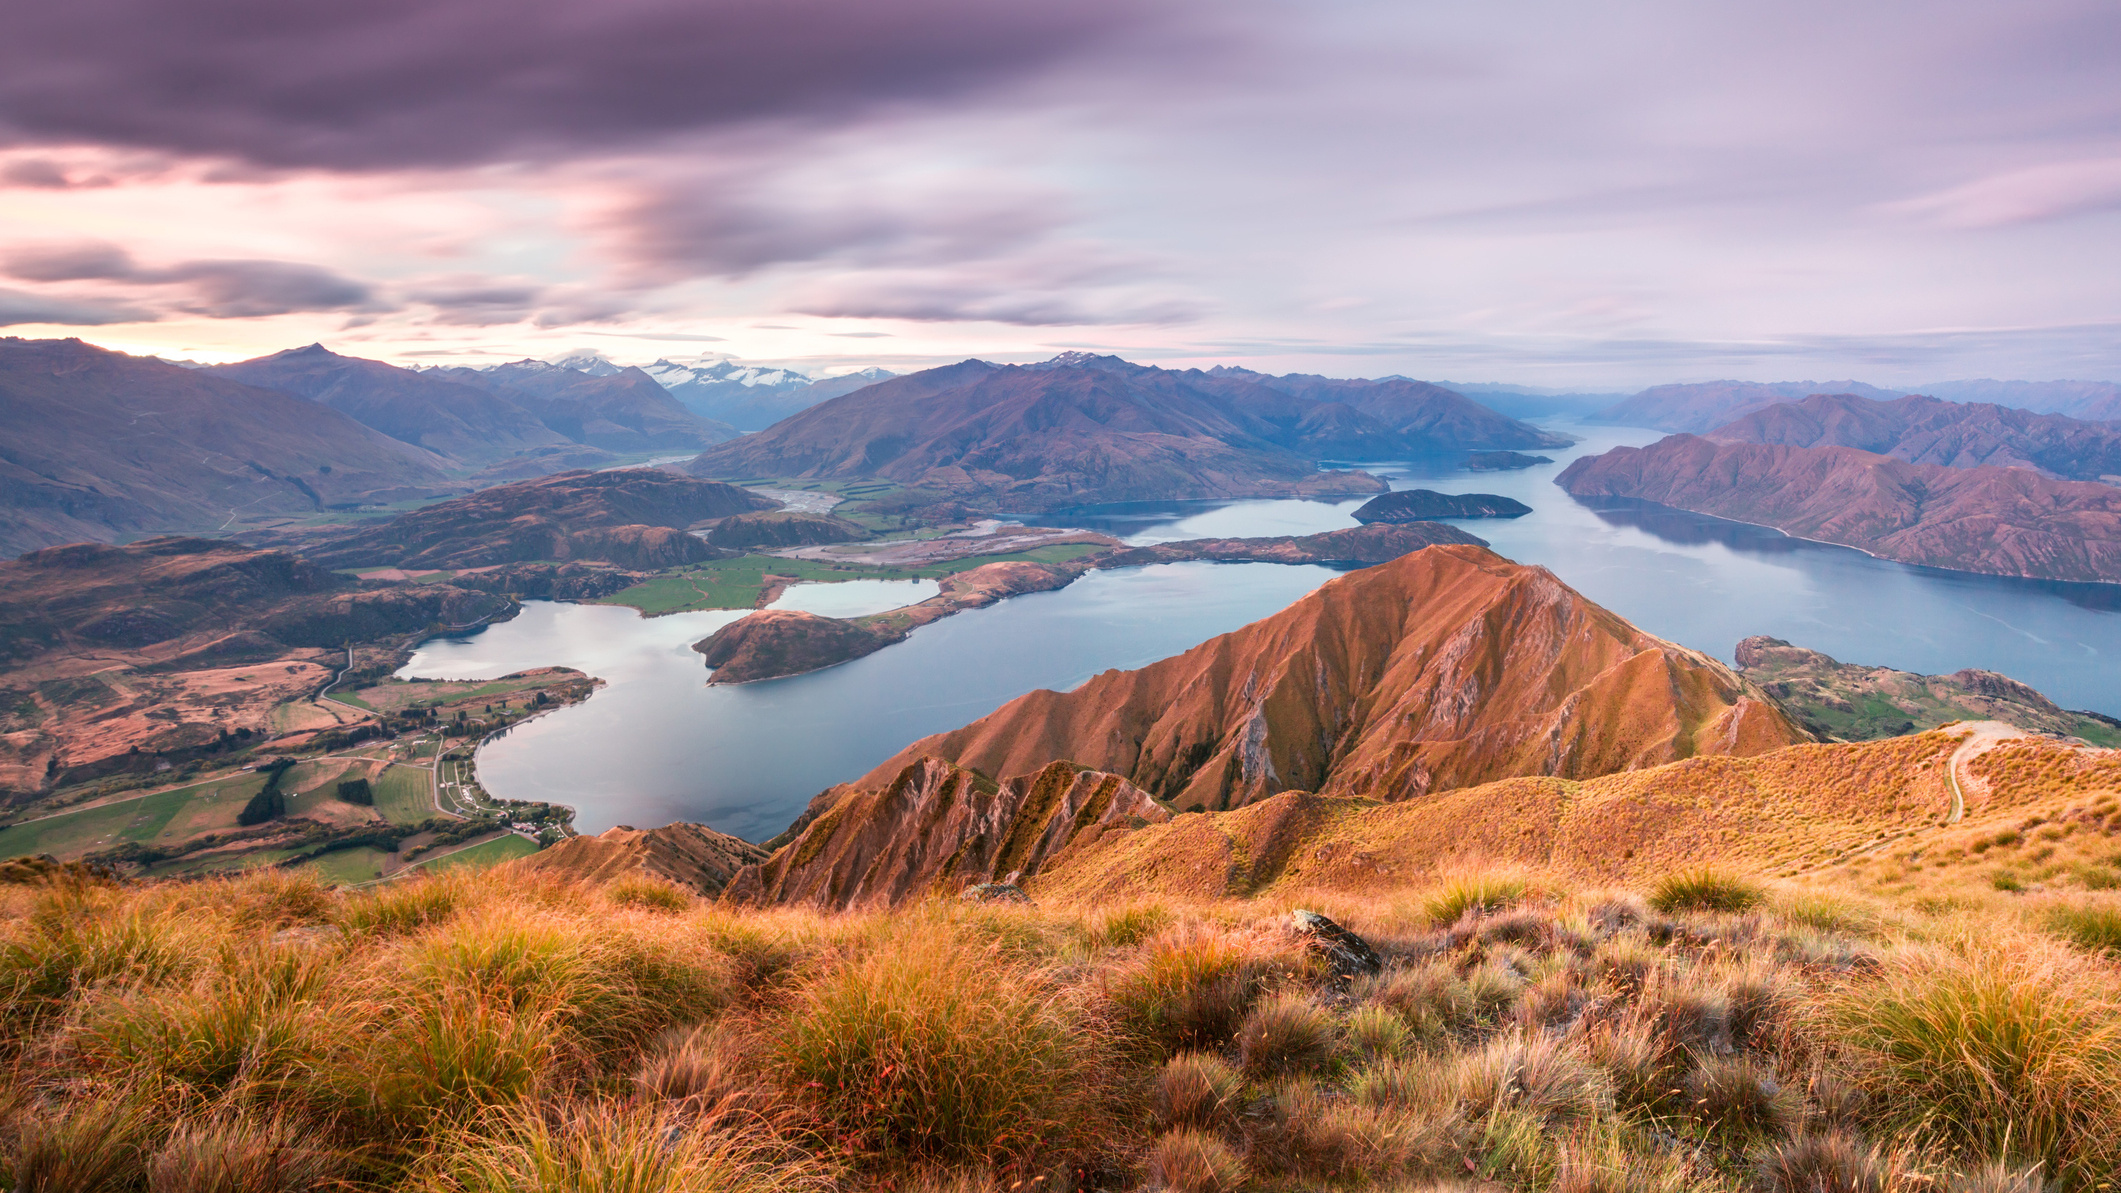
401,419,2121,841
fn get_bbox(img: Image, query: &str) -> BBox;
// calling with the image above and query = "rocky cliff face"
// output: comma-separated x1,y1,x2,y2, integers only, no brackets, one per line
509,822,767,895
852,545,1807,812
723,758,1172,909
1555,435,2121,582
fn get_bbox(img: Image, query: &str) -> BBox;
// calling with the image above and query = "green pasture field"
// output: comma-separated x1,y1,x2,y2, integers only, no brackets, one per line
371,764,436,825
410,833,540,874
295,846,392,886
597,542,1107,616
0,771,269,861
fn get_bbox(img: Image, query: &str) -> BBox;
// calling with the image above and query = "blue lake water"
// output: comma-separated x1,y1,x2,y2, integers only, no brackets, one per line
401,419,2121,841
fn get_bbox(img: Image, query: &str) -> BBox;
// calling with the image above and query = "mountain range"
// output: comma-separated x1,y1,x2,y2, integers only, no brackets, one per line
685,353,1564,508
1707,393,2121,483
0,338,459,558
1592,378,2121,433
642,358,897,431
1556,434,2121,582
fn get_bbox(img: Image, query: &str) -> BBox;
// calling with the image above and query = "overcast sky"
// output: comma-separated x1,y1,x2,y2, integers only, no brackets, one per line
1,0,2116,387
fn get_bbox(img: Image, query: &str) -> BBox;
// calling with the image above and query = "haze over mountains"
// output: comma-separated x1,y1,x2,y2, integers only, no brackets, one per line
1594,378,2121,433
1707,393,2121,483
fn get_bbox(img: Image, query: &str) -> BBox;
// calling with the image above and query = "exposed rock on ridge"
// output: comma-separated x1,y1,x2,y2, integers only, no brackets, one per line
724,758,1172,909
853,544,1808,811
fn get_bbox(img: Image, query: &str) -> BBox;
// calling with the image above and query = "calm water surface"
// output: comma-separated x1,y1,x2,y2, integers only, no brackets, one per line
402,419,2121,840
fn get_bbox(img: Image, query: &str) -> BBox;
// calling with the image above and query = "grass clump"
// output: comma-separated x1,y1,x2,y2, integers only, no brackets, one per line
1425,874,1528,925
1815,937,2121,1184
411,1102,832,1193
1236,993,1339,1078
1148,1128,1247,1193
1152,1052,1244,1131
774,928,1103,1164
1103,925,1284,1053
603,874,693,913
2041,903,2121,955
1649,868,1767,915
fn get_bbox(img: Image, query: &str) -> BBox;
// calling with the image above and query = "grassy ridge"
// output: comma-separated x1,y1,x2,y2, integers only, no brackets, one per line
5,865,2120,1190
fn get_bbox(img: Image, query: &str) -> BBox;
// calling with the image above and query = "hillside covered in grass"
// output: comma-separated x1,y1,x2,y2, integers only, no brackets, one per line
5,859,2121,1191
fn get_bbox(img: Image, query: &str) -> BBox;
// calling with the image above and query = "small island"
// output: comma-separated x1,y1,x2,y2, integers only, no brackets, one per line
1464,450,1554,471
1352,489,1532,523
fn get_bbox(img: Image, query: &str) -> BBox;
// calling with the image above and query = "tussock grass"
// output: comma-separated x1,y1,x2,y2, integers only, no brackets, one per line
773,925,1105,1163
1650,867,1767,915
3,857,2119,1190
601,873,694,913
2041,902,2121,955
1814,937,2121,1184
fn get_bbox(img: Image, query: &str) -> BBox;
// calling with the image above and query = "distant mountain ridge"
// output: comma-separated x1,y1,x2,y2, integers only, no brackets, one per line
0,338,458,557
431,358,738,452
1708,393,2121,483
643,358,897,431
1556,435,2121,582
1592,380,1909,433
686,353,1562,509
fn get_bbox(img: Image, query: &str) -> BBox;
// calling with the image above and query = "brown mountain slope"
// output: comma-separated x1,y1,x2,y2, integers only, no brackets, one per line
1592,380,1906,433
686,355,1389,509
1555,435,2121,582
0,338,457,557
1028,727,2120,902
852,544,1807,812
211,345,567,466
437,360,737,452
1710,393,2121,482
723,758,1172,909
509,822,767,895
281,469,775,570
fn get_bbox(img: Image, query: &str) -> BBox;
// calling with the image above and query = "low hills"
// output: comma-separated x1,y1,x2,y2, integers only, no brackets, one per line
1734,635,2121,745
1708,392,2121,483
848,544,1807,811
1555,435,2121,582
0,338,458,557
276,469,776,571
685,354,1564,510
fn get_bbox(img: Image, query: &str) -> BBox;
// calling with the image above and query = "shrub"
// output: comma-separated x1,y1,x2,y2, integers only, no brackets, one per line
1236,993,1339,1078
1104,927,1280,1053
1814,938,2121,1183
603,874,692,913
775,931,1102,1164
147,1114,344,1193
1425,875,1528,926
410,1101,833,1193
1148,1128,1247,1193
2041,904,2121,955
1752,1132,1889,1193
1649,868,1766,915
1152,1051,1244,1131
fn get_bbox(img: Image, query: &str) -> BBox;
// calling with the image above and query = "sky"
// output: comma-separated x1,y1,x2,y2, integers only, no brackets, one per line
0,0,2117,388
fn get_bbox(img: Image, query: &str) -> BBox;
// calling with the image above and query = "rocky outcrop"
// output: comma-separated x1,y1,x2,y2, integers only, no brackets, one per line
852,544,1808,812
1734,635,2120,745
1555,436,2121,582
723,758,1172,909
508,822,767,895
1708,393,2121,483
285,469,773,570
705,511,871,549
1352,490,1531,522
695,610,894,683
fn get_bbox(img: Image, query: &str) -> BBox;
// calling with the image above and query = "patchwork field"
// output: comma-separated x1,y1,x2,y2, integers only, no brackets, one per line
408,832,539,873
0,770,270,860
